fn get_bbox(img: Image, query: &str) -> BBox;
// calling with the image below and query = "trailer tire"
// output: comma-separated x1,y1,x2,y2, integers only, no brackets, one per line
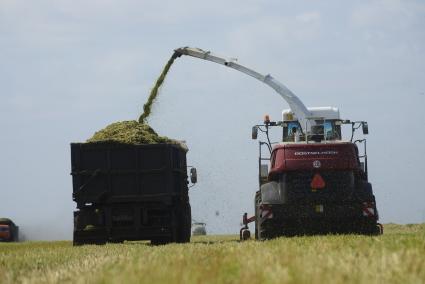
73,239,106,246
368,224,382,236
359,222,381,236
151,237,171,245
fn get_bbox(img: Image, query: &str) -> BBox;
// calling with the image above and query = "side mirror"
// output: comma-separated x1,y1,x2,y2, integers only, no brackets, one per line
252,126,258,140
362,122,369,135
190,168,197,184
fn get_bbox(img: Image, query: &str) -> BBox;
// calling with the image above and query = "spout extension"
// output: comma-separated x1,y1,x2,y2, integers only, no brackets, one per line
173,46,313,133
172,50,182,59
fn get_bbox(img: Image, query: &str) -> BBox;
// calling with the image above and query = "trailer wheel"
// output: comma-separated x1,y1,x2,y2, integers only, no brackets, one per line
73,239,106,246
151,237,171,245
371,224,383,236
377,223,384,235
73,232,82,246
359,222,382,236
73,231,106,246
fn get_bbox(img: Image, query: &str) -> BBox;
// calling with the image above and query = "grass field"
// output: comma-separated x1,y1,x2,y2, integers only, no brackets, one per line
0,224,424,284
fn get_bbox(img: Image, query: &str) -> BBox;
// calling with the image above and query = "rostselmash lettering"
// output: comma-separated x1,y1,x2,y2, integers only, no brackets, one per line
294,151,339,156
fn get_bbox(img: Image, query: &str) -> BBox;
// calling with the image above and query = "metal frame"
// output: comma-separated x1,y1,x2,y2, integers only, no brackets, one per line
354,139,368,180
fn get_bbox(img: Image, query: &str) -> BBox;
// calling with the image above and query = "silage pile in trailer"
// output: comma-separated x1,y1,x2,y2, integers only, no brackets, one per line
86,121,173,144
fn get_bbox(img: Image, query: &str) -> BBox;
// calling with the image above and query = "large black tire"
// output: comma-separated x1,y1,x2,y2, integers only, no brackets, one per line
151,237,171,245
73,237,106,246
73,231,82,246
258,217,297,239
360,223,382,236
254,191,261,240
257,211,281,240
258,222,277,240
256,191,283,240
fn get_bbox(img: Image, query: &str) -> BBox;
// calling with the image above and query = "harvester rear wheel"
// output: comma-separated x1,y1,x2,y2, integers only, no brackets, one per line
254,191,261,240
258,227,274,240
257,219,280,240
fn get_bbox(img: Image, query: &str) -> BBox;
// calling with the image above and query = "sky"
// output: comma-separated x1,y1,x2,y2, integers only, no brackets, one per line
0,0,424,240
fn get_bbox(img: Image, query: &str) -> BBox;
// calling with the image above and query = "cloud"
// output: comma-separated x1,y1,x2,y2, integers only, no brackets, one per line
346,0,425,64
350,0,425,30
225,11,322,64
296,11,321,23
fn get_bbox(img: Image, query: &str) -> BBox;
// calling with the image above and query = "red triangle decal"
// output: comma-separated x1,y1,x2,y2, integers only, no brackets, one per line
311,173,326,189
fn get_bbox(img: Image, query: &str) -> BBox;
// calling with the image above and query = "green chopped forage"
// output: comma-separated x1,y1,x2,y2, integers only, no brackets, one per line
138,52,178,123
86,120,173,144
86,120,187,149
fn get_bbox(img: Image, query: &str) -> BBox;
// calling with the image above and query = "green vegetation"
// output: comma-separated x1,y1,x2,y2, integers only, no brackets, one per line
138,52,178,123
0,224,424,284
86,120,173,144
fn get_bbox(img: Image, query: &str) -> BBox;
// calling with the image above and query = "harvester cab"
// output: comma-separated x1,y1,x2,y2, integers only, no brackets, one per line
281,107,342,143
251,108,371,184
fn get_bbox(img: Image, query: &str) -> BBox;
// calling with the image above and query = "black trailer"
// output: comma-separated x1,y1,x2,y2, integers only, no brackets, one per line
0,218,19,242
71,143,196,245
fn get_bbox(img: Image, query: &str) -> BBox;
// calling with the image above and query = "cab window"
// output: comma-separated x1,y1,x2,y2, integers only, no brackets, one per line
310,120,341,141
282,121,303,142
283,120,342,142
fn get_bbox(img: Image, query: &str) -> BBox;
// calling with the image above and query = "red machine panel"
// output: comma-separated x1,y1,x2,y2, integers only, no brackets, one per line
269,142,359,177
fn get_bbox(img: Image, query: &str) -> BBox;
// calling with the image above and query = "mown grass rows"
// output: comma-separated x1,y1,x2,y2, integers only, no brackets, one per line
0,224,424,284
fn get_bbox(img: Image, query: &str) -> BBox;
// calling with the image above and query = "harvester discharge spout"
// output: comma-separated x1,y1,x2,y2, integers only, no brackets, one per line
174,47,313,134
